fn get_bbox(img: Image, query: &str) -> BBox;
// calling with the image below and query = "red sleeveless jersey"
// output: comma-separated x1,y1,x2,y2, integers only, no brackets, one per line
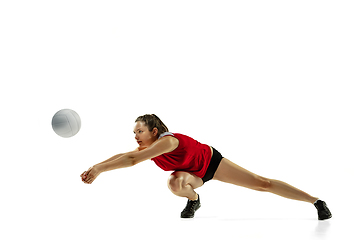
151,133,212,178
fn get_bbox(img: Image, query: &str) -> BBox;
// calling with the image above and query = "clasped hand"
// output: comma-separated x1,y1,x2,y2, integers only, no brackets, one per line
81,165,102,184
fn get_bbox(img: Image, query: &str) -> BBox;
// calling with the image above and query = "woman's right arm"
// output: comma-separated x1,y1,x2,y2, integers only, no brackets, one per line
94,148,145,166
81,138,177,183
94,153,125,166
81,149,140,180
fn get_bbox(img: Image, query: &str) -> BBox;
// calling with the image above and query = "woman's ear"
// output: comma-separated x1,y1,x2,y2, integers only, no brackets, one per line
152,127,158,136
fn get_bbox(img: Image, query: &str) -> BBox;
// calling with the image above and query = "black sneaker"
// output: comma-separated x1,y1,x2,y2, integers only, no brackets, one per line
181,195,201,218
314,200,332,220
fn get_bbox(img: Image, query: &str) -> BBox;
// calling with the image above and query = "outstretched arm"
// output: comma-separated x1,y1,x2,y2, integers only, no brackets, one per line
81,136,178,184
80,149,138,181
94,148,139,166
98,136,178,172
81,152,136,184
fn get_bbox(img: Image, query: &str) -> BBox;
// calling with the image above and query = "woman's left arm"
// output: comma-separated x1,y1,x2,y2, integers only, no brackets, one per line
83,137,178,184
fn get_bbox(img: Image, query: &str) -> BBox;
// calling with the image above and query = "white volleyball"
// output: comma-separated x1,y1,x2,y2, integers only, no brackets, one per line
52,109,81,138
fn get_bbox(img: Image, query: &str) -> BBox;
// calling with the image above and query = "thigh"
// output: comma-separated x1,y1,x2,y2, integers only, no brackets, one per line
213,158,266,190
170,171,204,189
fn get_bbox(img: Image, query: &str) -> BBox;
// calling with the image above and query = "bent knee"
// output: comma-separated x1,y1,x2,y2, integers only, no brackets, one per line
167,174,184,192
255,177,272,191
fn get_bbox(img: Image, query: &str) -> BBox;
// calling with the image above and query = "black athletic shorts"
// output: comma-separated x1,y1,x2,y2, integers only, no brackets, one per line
201,147,223,183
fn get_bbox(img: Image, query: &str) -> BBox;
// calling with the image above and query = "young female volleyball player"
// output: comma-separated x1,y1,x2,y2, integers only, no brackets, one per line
81,114,332,220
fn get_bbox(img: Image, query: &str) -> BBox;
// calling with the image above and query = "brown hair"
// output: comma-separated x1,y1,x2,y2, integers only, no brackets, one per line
135,114,169,137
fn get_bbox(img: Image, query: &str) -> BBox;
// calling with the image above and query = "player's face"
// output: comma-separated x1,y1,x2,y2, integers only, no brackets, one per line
133,121,158,148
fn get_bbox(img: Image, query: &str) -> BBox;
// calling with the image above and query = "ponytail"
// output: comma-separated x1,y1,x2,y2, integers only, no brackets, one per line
135,114,169,136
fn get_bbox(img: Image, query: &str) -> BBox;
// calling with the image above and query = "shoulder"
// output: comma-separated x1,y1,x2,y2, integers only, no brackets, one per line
157,132,179,145
157,134,179,149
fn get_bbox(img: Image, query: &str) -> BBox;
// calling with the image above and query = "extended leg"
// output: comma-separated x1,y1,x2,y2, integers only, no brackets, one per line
213,158,318,204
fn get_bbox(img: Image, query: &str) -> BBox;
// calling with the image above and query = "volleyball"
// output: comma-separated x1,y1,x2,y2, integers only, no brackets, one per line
51,109,81,138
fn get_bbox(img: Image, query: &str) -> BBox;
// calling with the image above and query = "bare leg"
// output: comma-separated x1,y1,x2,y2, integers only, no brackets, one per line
213,158,318,204
168,171,204,200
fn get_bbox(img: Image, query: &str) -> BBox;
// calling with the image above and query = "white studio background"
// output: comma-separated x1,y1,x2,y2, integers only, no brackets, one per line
1,1,359,240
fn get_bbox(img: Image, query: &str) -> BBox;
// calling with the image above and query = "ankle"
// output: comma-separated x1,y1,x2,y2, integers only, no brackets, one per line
189,193,198,201
312,198,320,205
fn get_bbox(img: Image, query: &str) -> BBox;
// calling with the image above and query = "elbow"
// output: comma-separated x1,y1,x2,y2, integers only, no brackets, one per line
126,153,137,166
127,153,146,166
